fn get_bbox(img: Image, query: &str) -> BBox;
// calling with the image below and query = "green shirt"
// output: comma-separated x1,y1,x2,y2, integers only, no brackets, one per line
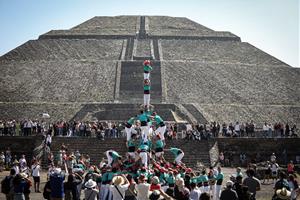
236,172,243,178
166,174,175,184
138,113,148,122
139,144,149,151
154,115,164,125
111,151,120,160
127,140,135,147
201,174,209,182
216,172,224,180
159,173,167,184
137,170,150,179
144,85,151,91
107,171,119,182
127,117,135,125
101,172,108,183
190,177,198,184
124,162,134,169
170,148,181,157
145,111,153,125
196,176,202,183
144,65,152,72
175,174,181,180
155,140,164,149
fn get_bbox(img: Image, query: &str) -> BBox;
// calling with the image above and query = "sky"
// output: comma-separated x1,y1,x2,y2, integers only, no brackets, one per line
0,0,299,67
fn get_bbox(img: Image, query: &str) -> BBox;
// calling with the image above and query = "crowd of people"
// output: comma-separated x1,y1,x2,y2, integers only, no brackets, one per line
0,119,298,140
1,142,299,200
184,121,298,140
0,107,299,200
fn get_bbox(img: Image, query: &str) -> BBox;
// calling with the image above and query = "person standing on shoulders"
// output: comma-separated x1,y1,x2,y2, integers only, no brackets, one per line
137,110,150,143
152,112,166,145
125,116,136,141
143,79,151,109
143,60,152,80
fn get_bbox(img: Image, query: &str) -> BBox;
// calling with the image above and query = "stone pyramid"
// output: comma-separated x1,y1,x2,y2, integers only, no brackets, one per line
0,16,299,126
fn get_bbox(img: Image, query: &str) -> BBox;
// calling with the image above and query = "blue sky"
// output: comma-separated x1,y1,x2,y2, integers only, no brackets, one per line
0,0,299,67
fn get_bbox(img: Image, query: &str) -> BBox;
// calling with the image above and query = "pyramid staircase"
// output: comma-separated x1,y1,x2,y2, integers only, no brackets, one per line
50,137,211,169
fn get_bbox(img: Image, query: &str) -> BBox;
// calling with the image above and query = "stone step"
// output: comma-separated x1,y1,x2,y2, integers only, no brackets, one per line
134,39,152,58
119,61,162,102
183,104,208,124
70,103,180,121
50,138,211,168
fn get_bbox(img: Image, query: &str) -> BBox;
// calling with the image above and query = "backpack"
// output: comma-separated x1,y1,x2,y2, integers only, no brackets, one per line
43,181,51,199
1,176,11,194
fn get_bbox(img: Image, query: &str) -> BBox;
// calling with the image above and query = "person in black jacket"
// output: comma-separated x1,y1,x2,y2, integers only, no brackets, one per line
64,173,83,200
220,181,238,200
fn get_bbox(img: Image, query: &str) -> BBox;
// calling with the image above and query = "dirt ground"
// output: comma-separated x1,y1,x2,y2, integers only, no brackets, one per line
0,168,298,200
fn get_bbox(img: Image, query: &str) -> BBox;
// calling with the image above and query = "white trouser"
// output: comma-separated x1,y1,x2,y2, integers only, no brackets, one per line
139,152,148,167
148,127,154,137
215,185,222,200
144,73,150,80
144,94,150,107
125,127,132,141
200,186,204,193
155,126,166,141
175,152,184,164
128,152,136,159
140,126,149,142
203,185,210,193
106,151,113,167
155,152,163,158
210,184,216,199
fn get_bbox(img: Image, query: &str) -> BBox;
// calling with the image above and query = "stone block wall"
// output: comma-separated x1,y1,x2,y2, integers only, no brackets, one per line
0,60,117,103
0,39,124,62
216,138,300,164
161,40,287,66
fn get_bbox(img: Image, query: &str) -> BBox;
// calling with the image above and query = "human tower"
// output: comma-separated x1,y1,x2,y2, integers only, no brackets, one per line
106,60,184,169
103,61,225,199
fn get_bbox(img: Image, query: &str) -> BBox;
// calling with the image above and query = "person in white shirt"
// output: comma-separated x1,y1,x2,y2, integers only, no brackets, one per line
270,153,276,163
46,134,52,148
234,122,240,137
25,120,33,136
189,182,201,200
0,152,5,172
31,160,41,192
12,159,20,174
185,123,193,139
110,175,129,200
19,154,27,171
263,122,268,138
135,174,150,200
271,162,279,183
267,124,273,138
